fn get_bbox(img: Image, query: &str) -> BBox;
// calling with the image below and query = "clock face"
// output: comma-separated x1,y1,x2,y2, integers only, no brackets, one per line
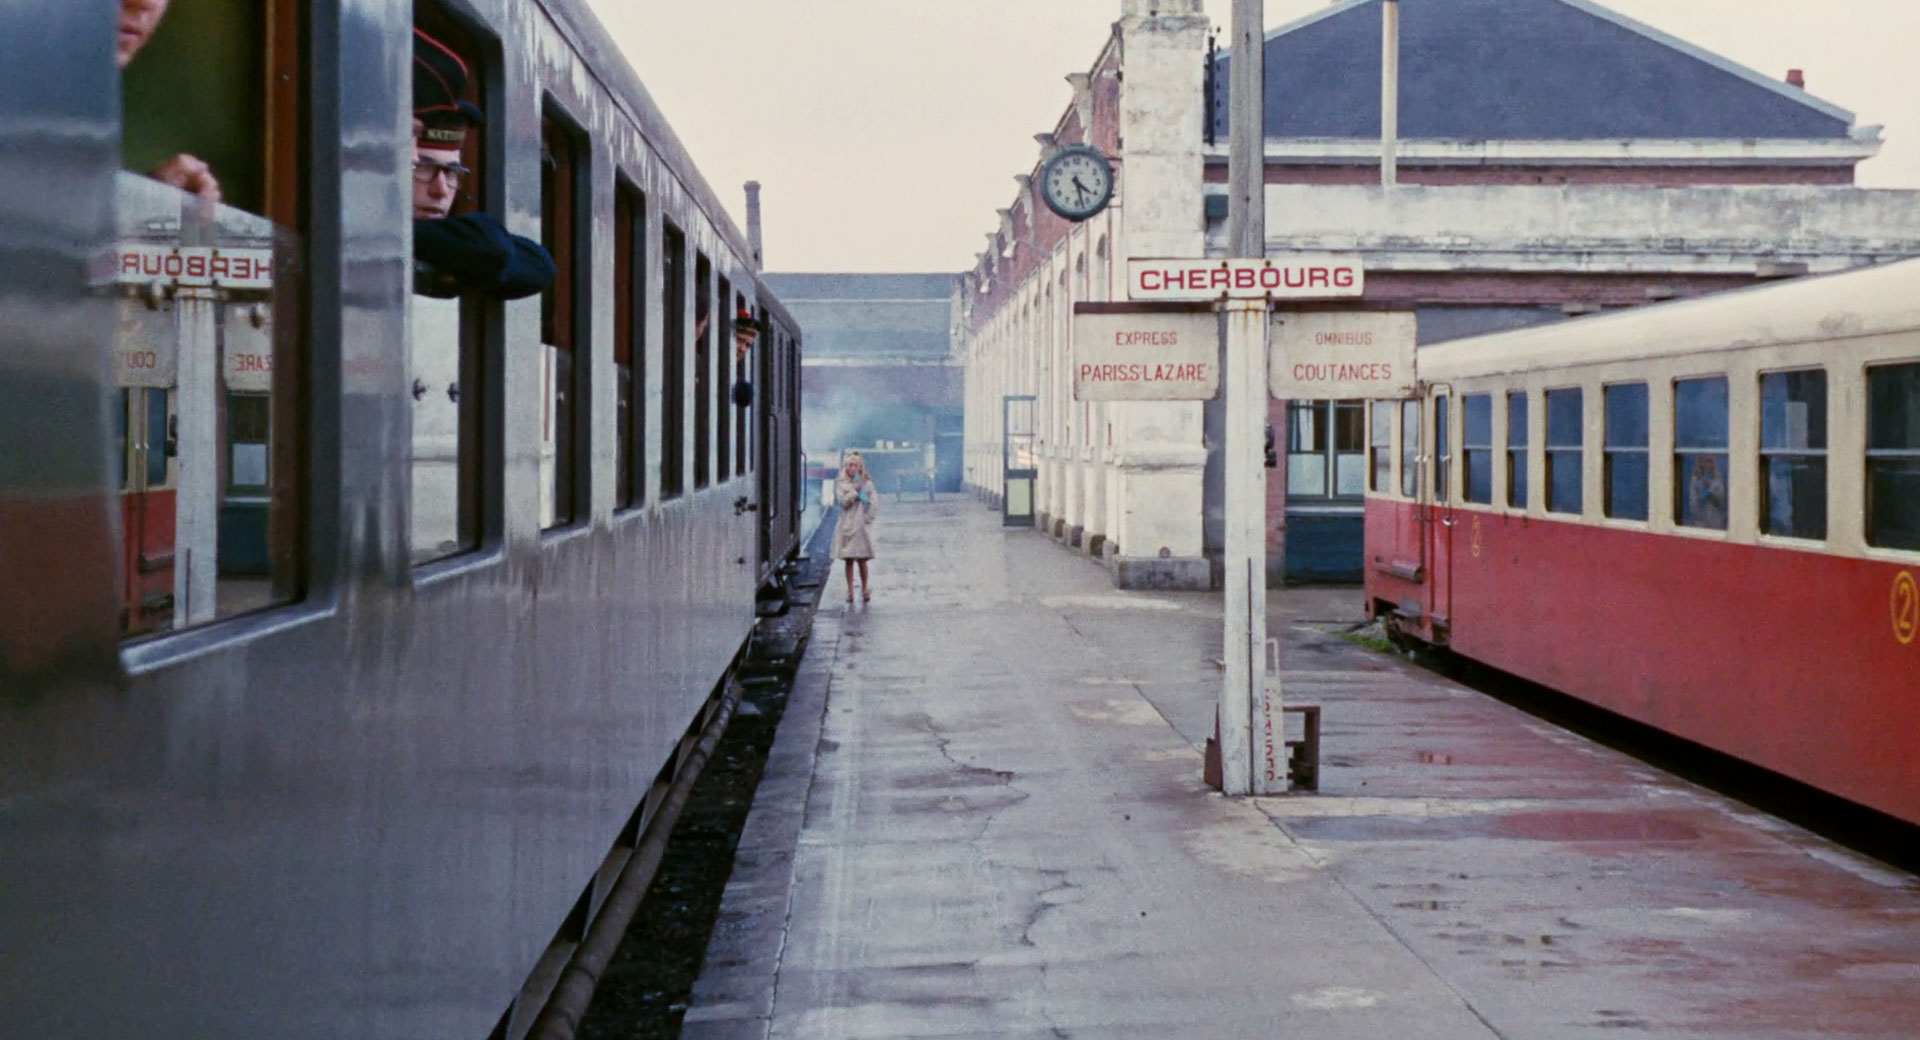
1039,145,1114,222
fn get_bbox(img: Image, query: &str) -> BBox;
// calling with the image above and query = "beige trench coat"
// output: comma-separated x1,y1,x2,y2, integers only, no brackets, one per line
832,476,877,560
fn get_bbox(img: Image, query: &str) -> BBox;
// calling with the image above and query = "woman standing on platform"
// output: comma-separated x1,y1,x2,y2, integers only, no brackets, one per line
833,452,877,603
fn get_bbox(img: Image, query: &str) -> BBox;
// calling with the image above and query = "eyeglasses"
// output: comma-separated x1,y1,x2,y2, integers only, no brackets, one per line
413,158,470,187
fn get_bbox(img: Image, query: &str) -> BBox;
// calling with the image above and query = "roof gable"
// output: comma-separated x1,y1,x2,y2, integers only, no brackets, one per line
1212,0,1854,142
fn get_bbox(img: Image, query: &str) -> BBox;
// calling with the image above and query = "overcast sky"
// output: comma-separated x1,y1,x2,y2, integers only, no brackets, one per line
586,0,1920,273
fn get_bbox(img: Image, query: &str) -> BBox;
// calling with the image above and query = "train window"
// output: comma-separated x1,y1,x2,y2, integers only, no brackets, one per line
1433,395,1452,501
717,275,733,480
1674,377,1729,531
661,223,687,499
410,9,493,566
541,108,589,530
1508,392,1529,508
1546,388,1583,514
614,179,646,509
114,0,305,638
694,252,713,489
1463,395,1492,505
1759,370,1827,540
1399,400,1421,498
736,293,753,477
1865,362,1920,550
1603,383,1649,521
1369,401,1392,492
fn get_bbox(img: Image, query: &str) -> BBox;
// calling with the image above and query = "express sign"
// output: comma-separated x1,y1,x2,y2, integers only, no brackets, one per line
1072,306,1218,401
1270,311,1418,399
1127,256,1364,301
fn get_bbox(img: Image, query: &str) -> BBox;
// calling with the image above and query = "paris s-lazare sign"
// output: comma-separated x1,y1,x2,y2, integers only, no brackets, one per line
1072,304,1218,401
1126,256,1364,301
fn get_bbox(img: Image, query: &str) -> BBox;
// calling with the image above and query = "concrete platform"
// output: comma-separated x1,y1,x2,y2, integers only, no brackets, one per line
686,496,1920,1040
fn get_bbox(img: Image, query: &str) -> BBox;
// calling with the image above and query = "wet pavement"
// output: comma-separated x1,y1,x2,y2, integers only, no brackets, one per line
684,495,1920,1040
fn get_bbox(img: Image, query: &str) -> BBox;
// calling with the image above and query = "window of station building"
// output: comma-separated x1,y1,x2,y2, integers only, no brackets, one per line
1673,376,1729,531
1433,395,1452,502
410,4,494,567
716,275,733,481
1865,361,1920,551
1507,392,1529,509
661,223,687,499
1462,394,1492,505
540,107,590,530
1369,401,1393,493
114,0,306,640
614,178,646,510
1545,388,1584,515
1603,383,1649,521
1287,401,1364,498
1399,400,1421,498
694,251,713,489
1759,369,1827,540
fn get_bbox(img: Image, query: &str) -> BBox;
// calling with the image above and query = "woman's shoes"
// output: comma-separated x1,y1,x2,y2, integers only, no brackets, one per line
861,589,871,603
845,591,854,603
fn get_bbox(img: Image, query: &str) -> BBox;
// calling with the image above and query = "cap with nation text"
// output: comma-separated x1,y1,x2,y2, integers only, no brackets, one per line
414,28,484,147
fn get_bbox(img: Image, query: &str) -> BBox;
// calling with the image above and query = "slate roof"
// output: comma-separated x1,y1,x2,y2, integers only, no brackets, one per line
1211,0,1855,142
764,273,958,301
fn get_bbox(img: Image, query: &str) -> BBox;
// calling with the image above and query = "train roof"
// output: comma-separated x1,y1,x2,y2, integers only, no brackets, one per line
537,0,796,331
1416,257,1920,379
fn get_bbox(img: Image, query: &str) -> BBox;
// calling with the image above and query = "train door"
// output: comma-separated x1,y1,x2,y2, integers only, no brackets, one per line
114,294,180,635
1424,389,1455,639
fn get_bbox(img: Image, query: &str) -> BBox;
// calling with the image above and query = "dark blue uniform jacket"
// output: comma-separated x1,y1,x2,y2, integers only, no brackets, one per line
414,212,556,300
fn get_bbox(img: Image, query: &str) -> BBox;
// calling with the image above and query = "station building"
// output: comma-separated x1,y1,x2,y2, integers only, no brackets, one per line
763,272,964,493
959,0,1920,587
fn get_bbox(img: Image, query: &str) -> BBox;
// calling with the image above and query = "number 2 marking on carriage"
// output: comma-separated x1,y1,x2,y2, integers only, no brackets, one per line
1894,572,1918,646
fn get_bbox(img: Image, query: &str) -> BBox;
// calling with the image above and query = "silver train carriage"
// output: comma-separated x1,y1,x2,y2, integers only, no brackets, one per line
0,0,805,1036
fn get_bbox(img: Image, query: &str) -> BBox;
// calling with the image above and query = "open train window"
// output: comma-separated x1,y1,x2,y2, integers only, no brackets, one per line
1462,394,1492,505
1674,377,1729,531
1369,401,1392,492
410,4,494,567
541,106,590,530
1603,383,1649,521
113,0,306,639
1433,395,1452,502
1759,369,1826,540
1865,362,1920,551
615,179,647,510
1545,388,1583,515
694,252,713,489
1399,400,1420,498
1507,392,1529,508
661,223,687,499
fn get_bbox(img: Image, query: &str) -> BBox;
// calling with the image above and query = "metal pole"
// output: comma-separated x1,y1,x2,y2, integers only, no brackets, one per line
1222,0,1267,796
1382,0,1400,189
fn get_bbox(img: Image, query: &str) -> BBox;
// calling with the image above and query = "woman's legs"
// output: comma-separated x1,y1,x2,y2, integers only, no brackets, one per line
857,559,870,599
843,559,856,601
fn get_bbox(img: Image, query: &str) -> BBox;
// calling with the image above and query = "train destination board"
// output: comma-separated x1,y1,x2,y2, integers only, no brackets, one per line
1126,256,1364,301
1072,305,1218,401
1270,311,1418,399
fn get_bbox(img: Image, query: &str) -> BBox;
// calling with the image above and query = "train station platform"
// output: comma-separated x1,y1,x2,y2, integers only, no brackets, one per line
684,497,1920,1040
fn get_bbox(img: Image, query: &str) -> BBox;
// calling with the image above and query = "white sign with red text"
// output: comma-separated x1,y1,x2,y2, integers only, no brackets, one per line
1127,256,1364,301
1072,308,1218,401
114,243,275,291
223,307,275,392
114,297,176,388
1270,311,1417,399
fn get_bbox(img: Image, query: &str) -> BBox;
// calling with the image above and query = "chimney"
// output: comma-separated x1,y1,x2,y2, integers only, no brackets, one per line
1786,69,1805,88
743,181,764,271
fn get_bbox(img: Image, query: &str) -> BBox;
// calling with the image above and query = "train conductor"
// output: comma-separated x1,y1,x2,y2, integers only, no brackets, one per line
412,29,556,300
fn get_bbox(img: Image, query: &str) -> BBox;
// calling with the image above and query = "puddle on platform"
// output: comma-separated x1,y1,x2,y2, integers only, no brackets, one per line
1290,809,1703,843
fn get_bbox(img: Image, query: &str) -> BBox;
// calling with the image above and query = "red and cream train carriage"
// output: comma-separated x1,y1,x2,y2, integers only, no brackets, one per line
1365,258,1920,827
